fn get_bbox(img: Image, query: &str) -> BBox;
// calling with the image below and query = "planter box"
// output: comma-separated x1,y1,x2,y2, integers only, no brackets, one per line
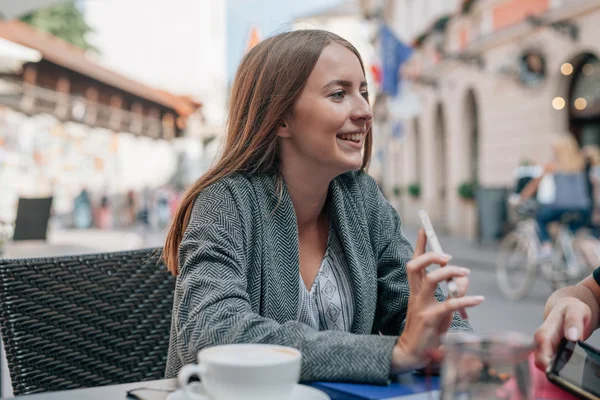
461,199,478,241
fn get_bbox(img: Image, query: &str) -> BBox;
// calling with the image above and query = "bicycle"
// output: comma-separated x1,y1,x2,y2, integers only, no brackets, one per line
496,197,591,300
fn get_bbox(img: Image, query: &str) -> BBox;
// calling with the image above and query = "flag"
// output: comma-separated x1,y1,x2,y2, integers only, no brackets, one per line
370,64,382,86
379,24,413,97
245,26,262,52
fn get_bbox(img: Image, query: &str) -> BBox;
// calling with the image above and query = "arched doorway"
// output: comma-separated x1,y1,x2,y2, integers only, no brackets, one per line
434,103,448,230
568,53,600,145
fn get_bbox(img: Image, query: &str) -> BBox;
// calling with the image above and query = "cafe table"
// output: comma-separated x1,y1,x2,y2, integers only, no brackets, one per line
2,378,437,400
1,374,574,400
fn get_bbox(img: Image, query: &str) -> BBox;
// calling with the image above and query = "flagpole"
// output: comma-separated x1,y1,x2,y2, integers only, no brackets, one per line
377,1,394,200
373,2,413,204
373,1,387,197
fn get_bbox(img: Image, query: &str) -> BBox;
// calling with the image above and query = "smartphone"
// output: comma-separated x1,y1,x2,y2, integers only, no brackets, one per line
418,210,468,320
547,339,600,400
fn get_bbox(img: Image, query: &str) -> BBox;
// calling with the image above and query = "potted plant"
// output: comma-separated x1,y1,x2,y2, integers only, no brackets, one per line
408,182,421,198
458,180,478,201
392,185,402,198
458,181,478,240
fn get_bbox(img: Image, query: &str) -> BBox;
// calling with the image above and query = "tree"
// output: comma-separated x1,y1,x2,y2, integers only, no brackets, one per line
20,1,98,53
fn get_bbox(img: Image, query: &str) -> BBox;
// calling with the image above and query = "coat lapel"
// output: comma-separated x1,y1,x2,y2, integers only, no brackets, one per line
329,175,377,334
255,175,301,324
253,174,377,334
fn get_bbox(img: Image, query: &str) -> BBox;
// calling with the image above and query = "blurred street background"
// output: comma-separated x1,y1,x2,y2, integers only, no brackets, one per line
1,0,600,395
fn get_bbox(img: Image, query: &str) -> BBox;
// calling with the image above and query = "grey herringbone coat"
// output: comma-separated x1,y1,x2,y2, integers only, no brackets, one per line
165,171,471,384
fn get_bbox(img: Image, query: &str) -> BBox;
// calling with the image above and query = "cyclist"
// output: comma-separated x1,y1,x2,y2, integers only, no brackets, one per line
519,135,592,261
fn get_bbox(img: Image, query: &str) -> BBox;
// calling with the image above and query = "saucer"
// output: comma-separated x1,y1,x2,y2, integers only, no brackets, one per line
166,382,330,400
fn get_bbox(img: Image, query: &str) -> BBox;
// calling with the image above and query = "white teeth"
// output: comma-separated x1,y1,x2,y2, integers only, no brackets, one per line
338,133,362,142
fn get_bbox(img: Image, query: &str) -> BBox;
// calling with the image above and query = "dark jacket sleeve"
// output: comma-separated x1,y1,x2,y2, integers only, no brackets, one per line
172,180,399,384
355,172,473,336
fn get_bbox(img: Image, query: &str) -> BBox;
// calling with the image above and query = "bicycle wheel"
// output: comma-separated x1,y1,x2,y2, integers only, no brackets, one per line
496,232,537,300
547,240,587,291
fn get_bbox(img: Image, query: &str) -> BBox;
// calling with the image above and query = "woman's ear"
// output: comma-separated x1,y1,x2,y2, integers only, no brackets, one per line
276,120,292,138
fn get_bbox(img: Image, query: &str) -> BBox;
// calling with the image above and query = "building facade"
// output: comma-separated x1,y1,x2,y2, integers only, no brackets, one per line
372,0,600,240
84,0,228,177
293,1,394,181
0,20,201,224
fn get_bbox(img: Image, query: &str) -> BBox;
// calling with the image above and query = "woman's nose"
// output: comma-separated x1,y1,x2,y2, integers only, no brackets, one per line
351,97,373,121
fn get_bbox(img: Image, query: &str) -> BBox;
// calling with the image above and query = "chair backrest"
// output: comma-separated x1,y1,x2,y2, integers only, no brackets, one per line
12,197,53,241
0,247,175,395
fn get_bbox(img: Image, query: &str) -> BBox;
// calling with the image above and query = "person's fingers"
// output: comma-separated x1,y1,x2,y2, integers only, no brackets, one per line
428,295,484,318
422,266,470,295
563,301,592,342
453,276,469,297
407,252,452,275
407,229,429,289
534,328,558,370
534,310,565,370
413,228,427,258
439,311,455,335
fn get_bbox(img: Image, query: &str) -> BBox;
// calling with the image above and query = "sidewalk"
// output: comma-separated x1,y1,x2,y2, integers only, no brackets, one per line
1,225,499,269
2,227,168,259
401,225,499,270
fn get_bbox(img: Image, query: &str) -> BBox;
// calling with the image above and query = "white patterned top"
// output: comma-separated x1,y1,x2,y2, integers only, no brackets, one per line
297,224,354,332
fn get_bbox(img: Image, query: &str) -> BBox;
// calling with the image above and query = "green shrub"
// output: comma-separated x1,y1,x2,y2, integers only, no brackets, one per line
458,180,478,200
408,183,421,198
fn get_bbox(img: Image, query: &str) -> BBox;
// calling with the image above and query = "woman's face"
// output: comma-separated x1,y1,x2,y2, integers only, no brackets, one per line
278,43,373,177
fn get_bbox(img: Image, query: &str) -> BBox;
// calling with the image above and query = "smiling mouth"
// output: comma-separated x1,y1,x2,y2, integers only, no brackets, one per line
336,133,363,143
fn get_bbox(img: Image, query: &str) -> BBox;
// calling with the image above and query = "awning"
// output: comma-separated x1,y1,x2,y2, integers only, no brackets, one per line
0,37,41,73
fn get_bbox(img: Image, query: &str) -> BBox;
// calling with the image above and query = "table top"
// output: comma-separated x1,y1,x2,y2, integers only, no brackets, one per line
8,378,438,400
10,379,178,400
4,377,573,400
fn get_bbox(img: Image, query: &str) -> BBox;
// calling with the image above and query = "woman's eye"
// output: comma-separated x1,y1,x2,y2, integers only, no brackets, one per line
361,91,369,100
331,91,346,99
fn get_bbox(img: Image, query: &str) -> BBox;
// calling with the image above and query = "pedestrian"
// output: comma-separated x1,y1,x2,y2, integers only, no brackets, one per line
519,135,592,260
96,194,112,230
73,189,93,229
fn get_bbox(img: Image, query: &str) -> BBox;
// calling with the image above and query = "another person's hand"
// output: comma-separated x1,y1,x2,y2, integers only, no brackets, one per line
534,297,592,370
391,228,484,372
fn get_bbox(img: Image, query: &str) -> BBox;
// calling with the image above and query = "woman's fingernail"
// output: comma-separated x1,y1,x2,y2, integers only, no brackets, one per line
442,254,452,260
567,327,579,341
474,296,485,302
461,268,471,275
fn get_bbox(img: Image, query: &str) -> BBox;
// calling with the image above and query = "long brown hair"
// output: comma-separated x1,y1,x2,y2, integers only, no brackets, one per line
164,29,373,275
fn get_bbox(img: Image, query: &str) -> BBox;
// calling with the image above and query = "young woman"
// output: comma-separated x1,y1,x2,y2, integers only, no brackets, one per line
164,30,481,384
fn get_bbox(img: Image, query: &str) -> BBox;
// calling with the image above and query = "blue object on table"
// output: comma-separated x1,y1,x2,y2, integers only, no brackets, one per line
307,373,439,400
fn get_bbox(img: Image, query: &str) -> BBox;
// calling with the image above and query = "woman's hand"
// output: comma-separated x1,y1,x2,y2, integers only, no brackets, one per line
391,228,484,372
534,297,592,370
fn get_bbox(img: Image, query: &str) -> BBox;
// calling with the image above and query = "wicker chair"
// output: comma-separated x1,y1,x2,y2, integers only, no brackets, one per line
0,248,175,395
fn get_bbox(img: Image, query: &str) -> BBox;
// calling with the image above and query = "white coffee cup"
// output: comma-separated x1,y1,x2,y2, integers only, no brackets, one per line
177,344,302,400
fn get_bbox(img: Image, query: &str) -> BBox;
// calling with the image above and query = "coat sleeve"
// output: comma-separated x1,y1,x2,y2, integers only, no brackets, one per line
355,173,473,336
171,180,399,384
